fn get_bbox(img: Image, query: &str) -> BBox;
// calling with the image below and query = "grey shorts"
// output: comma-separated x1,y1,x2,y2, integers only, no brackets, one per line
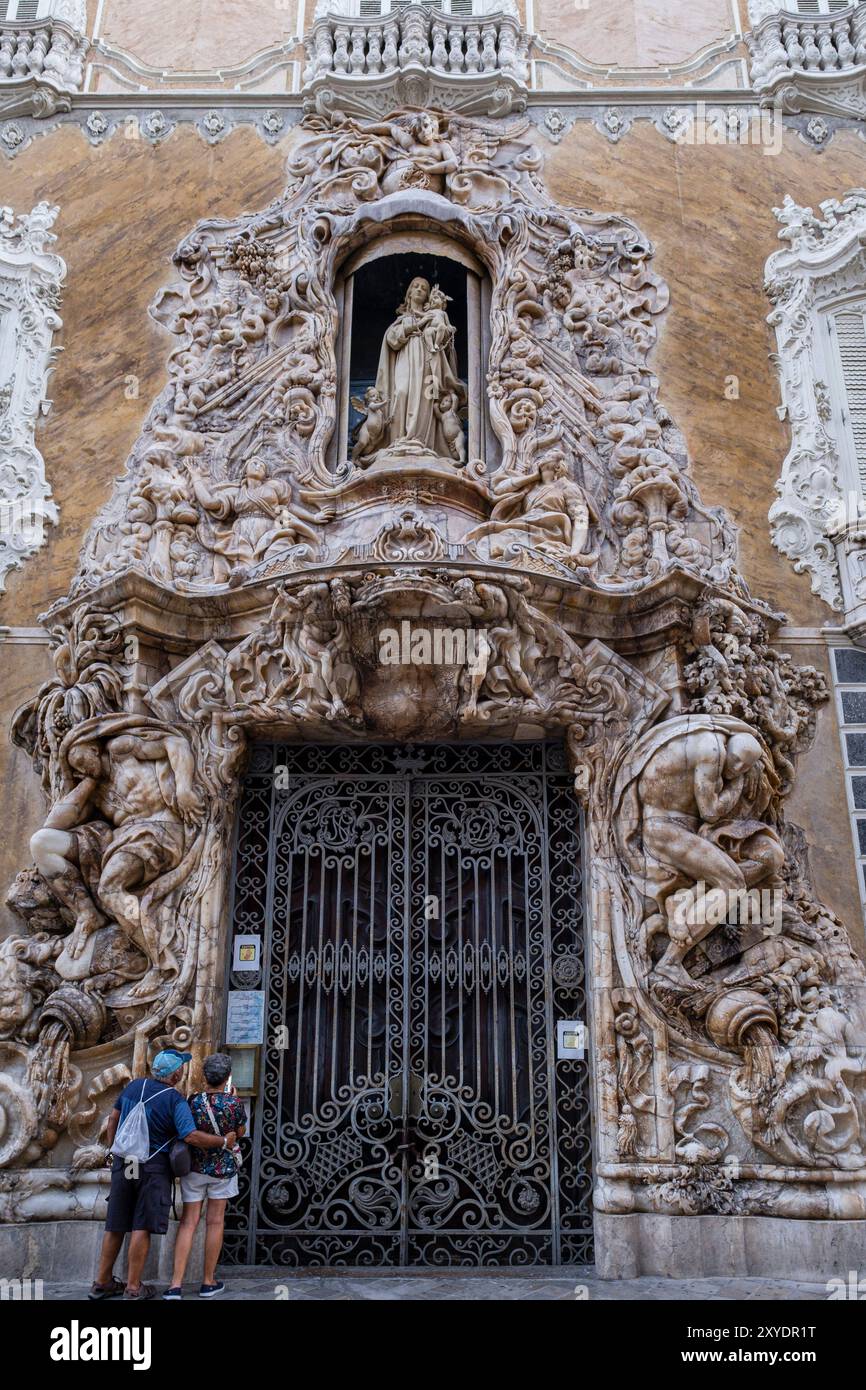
179,1169,239,1202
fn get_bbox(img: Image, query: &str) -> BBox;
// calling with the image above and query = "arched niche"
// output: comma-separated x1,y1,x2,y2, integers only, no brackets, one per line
332,229,494,470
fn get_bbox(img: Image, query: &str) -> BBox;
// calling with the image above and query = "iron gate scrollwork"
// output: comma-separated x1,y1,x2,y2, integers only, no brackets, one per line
223,742,592,1268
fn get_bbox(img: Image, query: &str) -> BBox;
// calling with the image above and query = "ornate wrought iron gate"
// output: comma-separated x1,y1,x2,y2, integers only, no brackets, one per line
223,741,592,1267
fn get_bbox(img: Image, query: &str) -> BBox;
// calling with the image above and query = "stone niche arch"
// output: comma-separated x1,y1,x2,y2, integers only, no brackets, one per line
3,106,866,1279
332,226,495,470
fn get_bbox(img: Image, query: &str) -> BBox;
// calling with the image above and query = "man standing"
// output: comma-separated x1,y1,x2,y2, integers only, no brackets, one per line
89,1048,237,1302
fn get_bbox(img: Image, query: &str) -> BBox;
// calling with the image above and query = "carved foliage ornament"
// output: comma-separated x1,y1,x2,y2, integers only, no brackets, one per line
765,189,866,617
0,202,65,590
4,109,866,1223
69,107,736,598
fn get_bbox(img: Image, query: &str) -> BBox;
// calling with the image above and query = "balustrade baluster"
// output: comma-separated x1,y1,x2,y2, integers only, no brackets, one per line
314,27,334,77
348,25,366,75
800,21,822,69
431,18,448,71
447,23,464,73
498,19,518,75
333,23,350,74
366,23,383,75
0,30,15,79
480,22,497,73
11,34,30,78
463,22,481,72
832,16,855,67
30,30,50,76
815,20,837,69
781,20,805,69
382,17,399,70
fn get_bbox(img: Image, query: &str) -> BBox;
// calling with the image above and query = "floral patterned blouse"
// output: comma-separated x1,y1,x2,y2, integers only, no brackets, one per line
188,1091,247,1178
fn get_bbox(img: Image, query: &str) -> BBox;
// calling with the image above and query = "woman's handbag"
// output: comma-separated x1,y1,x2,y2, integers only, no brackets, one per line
169,1138,191,1176
202,1093,244,1170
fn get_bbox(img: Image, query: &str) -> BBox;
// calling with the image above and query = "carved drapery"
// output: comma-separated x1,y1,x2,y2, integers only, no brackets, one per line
3,107,866,1228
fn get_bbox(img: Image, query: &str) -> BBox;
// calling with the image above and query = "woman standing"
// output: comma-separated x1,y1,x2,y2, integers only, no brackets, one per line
164,1052,247,1300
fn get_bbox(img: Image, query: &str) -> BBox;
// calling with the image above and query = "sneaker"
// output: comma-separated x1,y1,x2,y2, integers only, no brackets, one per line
199,1281,225,1298
163,1286,183,1300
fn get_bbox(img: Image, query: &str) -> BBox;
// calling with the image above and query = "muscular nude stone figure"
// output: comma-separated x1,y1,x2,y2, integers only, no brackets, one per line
30,729,204,998
635,728,783,984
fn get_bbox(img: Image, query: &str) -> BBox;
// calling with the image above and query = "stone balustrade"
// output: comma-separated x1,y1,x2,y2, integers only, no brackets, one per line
0,16,88,116
747,4,866,114
303,6,529,87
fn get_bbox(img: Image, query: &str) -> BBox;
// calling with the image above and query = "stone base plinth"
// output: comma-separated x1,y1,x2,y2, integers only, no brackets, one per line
3,1212,863,1286
0,1219,205,1286
595,1211,866,1283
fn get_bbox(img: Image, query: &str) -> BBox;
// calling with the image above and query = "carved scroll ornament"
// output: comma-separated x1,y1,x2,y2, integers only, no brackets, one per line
2,105,865,1229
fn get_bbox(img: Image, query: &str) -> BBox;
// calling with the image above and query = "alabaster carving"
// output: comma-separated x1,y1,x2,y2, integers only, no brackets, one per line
0,201,65,590
747,5,866,120
0,6,88,120
3,102,866,1234
359,274,466,465
466,448,598,566
765,190,866,628
302,7,529,120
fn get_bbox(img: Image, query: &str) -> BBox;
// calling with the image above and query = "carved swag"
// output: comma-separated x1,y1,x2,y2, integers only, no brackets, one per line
3,106,865,1227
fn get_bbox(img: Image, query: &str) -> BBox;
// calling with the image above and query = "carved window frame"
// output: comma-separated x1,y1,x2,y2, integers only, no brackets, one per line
0,202,65,592
333,229,493,470
830,643,866,924
765,193,866,619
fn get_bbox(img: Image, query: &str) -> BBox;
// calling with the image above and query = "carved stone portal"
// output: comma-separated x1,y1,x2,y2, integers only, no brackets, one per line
4,105,866,1239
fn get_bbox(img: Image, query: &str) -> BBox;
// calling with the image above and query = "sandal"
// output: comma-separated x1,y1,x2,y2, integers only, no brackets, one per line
123,1282,157,1301
88,1276,125,1301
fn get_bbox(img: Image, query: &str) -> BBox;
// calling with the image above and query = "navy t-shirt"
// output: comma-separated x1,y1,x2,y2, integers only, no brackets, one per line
113,1077,196,1160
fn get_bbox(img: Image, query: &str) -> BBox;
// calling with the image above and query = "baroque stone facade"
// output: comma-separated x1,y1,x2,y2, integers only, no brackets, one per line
3,90,866,1274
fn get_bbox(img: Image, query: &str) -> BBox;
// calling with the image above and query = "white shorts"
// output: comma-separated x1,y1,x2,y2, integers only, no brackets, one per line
179,1169,239,1202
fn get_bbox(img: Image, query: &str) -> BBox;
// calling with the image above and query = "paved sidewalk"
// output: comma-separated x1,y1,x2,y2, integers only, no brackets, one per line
43,1271,833,1301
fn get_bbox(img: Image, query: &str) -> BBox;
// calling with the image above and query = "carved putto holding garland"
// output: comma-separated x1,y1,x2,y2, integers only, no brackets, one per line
3,104,865,1237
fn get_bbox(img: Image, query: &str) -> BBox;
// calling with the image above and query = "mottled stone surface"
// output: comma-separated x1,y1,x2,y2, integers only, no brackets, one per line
95,0,302,81
535,0,737,71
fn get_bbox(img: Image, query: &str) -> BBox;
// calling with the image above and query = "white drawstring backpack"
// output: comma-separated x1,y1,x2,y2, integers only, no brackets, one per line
112,1080,164,1162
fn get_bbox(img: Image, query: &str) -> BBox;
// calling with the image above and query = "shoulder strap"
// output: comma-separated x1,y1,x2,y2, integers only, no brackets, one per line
201,1093,222,1137
138,1079,170,1107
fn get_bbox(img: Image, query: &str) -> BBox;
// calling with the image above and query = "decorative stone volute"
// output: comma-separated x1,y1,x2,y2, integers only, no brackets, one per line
3,97,866,1241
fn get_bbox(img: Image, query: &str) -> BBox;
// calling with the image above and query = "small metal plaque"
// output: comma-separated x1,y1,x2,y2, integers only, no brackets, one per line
557,1020,586,1061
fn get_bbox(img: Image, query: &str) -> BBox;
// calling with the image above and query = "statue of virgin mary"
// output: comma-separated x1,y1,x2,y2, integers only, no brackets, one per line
370,276,465,462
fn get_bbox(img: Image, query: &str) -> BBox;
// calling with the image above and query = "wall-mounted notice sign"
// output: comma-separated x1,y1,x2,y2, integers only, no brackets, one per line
226,989,265,1045
232,934,261,972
